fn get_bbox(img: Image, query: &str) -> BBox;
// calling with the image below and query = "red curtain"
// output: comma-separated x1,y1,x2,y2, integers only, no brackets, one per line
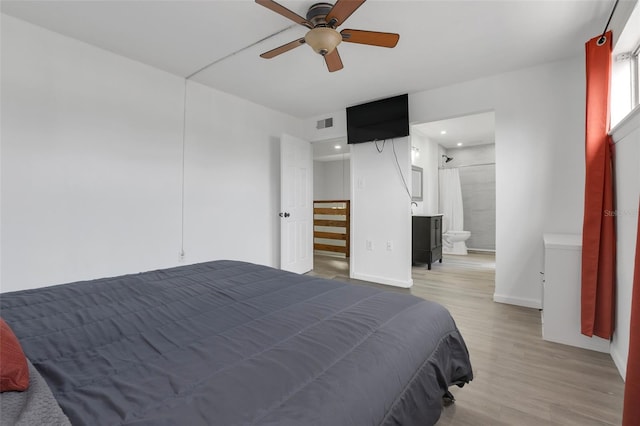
581,31,616,339
622,200,640,425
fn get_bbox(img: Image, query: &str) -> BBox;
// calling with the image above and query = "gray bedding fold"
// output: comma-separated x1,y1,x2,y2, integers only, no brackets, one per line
0,260,472,425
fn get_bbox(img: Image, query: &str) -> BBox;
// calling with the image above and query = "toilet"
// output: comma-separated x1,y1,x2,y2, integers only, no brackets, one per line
442,230,471,255
438,168,471,255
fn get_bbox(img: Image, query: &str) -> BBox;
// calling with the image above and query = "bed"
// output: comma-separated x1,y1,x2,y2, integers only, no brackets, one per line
0,260,473,425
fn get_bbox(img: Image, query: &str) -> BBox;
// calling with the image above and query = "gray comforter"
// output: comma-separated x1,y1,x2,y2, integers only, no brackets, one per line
0,260,472,425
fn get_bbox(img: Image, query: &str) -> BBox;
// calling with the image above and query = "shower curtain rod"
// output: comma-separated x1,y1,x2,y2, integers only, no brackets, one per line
439,162,495,169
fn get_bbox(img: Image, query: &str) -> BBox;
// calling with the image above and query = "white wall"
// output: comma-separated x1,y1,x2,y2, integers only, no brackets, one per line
306,110,347,142
350,138,413,287
181,81,302,268
313,159,350,201
313,161,324,200
0,15,303,292
410,57,586,308
609,109,640,379
409,131,439,215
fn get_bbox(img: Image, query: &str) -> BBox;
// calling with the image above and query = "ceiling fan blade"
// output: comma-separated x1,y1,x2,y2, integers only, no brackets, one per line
255,0,313,28
340,29,399,48
324,48,344,72
260,38,306,59
326,0,366,28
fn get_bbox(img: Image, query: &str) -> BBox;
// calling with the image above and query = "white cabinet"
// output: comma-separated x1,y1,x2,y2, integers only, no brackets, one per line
542,233,610,353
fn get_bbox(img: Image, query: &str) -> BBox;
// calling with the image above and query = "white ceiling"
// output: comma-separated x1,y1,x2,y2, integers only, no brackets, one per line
313,137,350,161
413,111,495,148
1,0,614,118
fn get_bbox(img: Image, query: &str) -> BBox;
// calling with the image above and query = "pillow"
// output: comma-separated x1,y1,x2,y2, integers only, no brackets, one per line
0,317,29,392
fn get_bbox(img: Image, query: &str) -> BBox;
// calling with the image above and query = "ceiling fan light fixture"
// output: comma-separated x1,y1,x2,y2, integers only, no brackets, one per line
304,27,342,56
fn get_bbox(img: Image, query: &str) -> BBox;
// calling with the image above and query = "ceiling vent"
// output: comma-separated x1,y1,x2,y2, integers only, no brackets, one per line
316,117,334,129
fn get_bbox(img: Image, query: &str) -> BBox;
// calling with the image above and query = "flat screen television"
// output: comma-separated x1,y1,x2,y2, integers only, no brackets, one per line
346,94,409,144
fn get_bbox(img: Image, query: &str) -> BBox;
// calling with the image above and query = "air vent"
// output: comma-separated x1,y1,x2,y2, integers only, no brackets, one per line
316,117,334,129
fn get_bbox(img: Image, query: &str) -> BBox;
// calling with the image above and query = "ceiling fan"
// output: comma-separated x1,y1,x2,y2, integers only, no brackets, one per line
255,0,400,72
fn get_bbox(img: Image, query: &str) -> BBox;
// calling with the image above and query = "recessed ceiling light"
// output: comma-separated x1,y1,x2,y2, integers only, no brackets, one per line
457,142,463,146
334,145,341,149
440,130,447,135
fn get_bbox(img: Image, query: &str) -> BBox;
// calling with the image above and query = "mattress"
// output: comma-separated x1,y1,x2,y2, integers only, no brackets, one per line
0,260,473,425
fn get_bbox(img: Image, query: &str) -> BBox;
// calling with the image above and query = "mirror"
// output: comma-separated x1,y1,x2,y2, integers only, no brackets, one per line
411,166,423,201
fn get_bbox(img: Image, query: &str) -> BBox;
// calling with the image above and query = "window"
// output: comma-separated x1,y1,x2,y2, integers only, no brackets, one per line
610,1,640,128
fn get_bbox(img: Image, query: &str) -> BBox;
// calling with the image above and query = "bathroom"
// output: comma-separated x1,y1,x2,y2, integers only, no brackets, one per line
411,111,496,258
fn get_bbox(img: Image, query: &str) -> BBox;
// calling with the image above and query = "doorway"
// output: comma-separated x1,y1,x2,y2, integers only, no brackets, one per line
311,137,351,276
410,111,496,276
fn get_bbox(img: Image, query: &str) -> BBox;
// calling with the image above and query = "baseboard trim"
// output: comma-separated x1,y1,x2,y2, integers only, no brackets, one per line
350,272,413,288
610,345,627,381
467,248,496,253
493,293,542,309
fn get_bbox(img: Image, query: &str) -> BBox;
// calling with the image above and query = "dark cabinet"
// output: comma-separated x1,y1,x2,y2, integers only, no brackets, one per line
412,215,443,270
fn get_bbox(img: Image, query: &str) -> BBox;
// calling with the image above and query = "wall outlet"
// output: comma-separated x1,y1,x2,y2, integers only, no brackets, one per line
366,240,373,251
386,241,393,251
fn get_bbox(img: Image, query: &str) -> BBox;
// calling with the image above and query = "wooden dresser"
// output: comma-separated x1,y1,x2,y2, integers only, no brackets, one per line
412,215,443,270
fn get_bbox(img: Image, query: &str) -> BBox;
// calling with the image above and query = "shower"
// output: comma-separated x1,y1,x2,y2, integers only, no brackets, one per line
442,155,454,163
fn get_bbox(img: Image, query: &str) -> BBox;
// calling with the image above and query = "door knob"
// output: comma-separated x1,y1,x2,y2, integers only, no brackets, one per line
279,212,291,218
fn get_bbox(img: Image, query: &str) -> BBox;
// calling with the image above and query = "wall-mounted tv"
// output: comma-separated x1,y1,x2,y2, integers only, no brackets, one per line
346,94,409,144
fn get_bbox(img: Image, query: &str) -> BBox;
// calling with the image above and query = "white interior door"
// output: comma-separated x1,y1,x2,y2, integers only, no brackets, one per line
280,134,313,274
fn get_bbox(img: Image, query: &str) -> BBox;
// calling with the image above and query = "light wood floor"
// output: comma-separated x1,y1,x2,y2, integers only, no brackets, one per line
309,253,624,425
